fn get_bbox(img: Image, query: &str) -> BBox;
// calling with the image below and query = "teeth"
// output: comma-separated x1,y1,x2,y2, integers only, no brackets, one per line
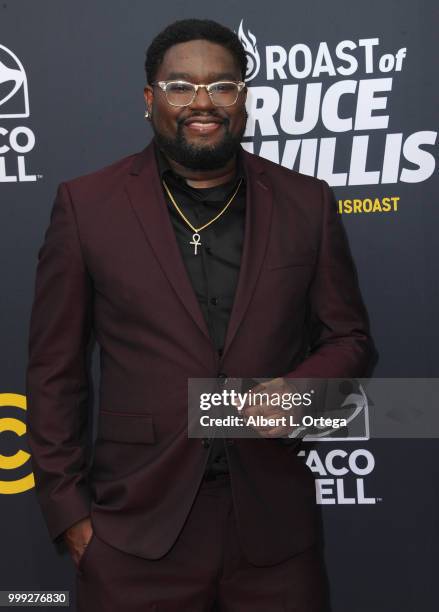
188,122,218,128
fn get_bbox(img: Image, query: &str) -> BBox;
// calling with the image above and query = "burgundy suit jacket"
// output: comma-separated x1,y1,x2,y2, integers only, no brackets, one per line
26,141,375,566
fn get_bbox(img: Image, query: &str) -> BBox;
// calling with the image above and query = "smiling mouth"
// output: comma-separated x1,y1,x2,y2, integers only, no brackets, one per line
182,117,225,135
186,122,222,133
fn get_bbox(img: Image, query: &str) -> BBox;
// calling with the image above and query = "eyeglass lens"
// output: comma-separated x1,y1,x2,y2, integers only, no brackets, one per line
165,82,239,106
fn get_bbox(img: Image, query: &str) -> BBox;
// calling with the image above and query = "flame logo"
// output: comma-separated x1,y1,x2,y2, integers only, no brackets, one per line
237,19,260,82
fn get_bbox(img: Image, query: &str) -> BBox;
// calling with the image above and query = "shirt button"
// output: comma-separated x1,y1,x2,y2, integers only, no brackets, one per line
210,297,218,306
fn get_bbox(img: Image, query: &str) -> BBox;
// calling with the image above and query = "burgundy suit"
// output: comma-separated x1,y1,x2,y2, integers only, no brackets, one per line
26,142,374,569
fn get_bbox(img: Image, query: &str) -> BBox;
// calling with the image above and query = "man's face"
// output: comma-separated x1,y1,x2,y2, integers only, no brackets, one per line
144,39,247,170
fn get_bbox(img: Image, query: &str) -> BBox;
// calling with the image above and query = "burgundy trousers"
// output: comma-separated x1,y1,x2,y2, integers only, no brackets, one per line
76,475,329,611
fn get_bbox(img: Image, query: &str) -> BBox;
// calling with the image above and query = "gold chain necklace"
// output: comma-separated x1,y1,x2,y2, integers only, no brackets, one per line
162,178,243,255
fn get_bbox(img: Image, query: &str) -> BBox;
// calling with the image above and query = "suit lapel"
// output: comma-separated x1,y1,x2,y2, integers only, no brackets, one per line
125,143,211,343
221,152,273,359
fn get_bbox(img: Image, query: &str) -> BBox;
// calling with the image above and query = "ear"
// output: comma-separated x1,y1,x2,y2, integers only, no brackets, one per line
143,85,154,114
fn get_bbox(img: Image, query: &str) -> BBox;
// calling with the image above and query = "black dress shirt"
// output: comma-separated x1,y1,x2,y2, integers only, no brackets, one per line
154,142,246,476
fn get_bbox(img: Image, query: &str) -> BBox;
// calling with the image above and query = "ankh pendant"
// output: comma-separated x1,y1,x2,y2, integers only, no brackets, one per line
190,232,201,255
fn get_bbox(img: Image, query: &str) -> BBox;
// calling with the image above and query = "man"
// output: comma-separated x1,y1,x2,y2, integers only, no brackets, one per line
26,19,375,612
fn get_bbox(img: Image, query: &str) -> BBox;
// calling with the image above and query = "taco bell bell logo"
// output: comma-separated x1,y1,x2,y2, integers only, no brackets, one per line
0,44,38,183
0,45,29,118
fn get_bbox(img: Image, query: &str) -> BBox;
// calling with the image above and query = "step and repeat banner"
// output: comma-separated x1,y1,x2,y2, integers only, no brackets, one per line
1,1,437,610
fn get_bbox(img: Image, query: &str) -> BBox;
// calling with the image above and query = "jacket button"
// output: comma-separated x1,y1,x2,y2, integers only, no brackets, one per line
218,372,227,378
202,438,210,448
226,439,235,446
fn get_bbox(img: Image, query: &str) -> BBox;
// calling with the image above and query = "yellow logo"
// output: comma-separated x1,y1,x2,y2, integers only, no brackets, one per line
0,393,34,494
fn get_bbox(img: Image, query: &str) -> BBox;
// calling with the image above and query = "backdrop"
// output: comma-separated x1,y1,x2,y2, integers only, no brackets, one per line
1,1,438,610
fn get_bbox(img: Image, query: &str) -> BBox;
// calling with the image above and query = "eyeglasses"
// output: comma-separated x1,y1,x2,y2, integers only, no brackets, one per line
154,80,246,107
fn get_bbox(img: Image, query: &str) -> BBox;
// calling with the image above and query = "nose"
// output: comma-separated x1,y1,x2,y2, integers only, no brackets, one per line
190,85,214,110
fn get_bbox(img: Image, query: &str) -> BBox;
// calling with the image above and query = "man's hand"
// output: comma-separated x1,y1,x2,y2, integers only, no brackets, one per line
63,516,93,567
237,377,304,438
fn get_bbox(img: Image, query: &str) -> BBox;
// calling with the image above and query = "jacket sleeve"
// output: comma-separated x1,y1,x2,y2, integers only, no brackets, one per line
285,179,377,380
26,182,93,542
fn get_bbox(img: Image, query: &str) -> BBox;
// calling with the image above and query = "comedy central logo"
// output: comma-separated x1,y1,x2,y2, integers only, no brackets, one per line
0,45,29,118
0,393,35,494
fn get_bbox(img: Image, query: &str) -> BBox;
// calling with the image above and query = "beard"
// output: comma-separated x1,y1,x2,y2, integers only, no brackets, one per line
151,113,247,171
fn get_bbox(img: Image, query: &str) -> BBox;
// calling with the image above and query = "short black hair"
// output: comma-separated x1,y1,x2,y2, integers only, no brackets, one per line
145,19,247,84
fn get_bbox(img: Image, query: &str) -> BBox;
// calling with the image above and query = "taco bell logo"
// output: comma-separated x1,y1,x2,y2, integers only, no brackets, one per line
0,44,38,183
238,20,260,82
298,381,376,506
304,381,370,442
298,447,378,505
0,45,29,118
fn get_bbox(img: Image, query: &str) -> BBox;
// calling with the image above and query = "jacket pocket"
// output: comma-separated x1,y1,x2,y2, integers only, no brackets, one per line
98,410,155,444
